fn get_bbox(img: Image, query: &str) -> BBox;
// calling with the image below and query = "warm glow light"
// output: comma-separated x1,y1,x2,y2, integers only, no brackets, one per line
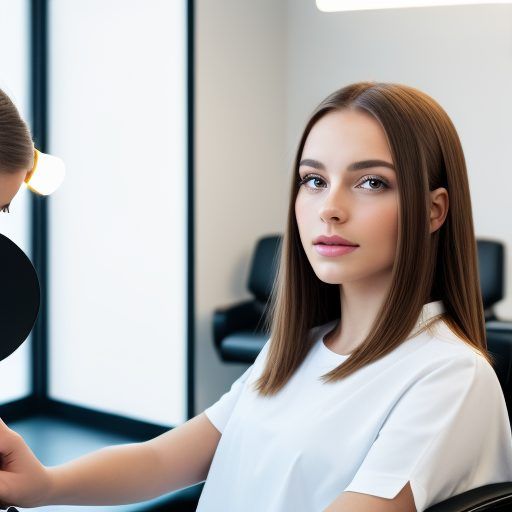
317,0,512,11
24,149,66,195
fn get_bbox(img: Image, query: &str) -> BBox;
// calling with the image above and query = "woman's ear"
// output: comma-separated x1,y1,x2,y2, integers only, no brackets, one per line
429,187,449,234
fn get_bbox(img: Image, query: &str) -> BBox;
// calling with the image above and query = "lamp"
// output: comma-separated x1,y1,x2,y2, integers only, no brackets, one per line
317,0,512,12
23,148,65,196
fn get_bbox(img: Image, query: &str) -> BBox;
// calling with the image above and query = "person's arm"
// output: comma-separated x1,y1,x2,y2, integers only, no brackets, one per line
46,442,162,506
46,412,221,506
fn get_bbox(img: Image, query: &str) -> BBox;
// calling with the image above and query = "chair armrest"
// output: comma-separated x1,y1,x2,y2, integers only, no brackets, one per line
424,482,512,511
212,299,268,350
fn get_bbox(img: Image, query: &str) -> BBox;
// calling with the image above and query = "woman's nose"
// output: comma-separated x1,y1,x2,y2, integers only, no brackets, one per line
319,186,349,223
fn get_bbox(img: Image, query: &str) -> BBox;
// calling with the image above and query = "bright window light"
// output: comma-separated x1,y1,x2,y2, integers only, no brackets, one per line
317,0,512,12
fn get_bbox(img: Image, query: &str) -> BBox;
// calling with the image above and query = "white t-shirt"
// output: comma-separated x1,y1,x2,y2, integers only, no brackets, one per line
197,301,512,512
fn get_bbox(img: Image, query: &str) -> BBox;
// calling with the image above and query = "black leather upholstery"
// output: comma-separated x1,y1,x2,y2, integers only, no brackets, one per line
212,234,282,363
479,240,505,320
425,482,512,511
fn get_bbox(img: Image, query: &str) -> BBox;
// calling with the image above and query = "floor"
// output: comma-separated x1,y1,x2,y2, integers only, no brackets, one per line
7,415,198,511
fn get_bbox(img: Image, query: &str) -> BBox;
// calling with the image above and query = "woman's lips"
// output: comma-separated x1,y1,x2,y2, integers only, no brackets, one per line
314,244,359,257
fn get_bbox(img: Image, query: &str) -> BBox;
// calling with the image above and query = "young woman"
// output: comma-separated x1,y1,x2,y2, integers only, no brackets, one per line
0,82,511,512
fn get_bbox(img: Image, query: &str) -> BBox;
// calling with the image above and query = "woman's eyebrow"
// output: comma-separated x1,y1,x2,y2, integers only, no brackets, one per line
299,158,395,171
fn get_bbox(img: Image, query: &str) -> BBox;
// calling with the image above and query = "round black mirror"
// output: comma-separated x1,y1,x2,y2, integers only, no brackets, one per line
0,232,40,362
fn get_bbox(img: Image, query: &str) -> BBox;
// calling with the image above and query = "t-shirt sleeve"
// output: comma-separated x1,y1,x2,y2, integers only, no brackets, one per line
203,338,271,434
343,353,512,512
203,364,254,434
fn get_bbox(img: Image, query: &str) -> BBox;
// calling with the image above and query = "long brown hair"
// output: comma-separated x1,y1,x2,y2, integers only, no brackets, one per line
0,88,34,173
253,81,492,397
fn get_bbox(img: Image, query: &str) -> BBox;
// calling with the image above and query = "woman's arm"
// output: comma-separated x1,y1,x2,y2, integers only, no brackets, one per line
47,442,163,505
46,412,221,506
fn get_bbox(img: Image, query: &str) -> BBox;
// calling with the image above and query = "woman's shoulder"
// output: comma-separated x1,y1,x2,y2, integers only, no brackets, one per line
421,318,499,385
426,318,486,357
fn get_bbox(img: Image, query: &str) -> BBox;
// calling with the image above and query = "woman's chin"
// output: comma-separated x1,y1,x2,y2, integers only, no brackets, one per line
314,271,348,285
312,265,367,285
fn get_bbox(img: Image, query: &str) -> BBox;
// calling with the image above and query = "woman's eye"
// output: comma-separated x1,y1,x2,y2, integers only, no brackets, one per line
357,176,389,191
298,174,326,190
298,174,389,192
1,207,9,213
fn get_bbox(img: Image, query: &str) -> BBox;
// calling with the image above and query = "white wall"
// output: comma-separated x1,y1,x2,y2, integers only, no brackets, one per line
196,0,512,414
195,0,287,413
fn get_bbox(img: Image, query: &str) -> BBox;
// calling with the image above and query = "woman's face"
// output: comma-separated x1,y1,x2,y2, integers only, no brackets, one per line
295,108,399,286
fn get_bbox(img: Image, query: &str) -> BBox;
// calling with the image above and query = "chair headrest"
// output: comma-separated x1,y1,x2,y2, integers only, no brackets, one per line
248,235,282,303
477,239,505,309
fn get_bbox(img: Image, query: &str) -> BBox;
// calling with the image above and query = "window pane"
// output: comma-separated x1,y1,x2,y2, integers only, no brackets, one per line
48,0,188,426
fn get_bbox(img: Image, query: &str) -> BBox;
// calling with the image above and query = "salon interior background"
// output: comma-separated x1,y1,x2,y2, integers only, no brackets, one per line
0,0,511,431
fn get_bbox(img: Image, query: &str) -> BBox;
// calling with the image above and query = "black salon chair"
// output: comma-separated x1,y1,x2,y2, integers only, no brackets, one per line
141,236,512,511
212,234,282,363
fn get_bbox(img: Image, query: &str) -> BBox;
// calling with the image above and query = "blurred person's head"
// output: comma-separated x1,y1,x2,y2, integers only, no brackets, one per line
0,87,35,213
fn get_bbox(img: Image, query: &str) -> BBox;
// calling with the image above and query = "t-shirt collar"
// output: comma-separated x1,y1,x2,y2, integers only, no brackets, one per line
417,299,445,326
316,299,446,362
